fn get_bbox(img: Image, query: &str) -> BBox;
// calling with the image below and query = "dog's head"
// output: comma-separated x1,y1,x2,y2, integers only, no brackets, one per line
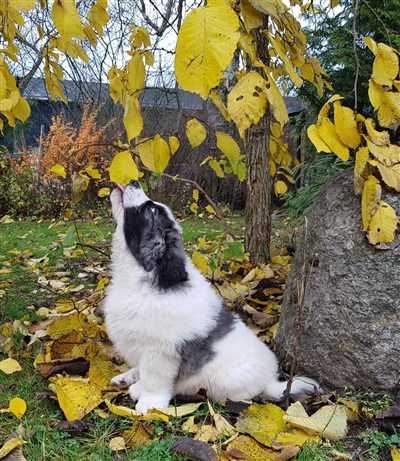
112,181,189,289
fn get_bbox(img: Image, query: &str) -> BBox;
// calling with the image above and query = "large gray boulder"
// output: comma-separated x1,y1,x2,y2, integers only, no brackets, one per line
276,169,400,393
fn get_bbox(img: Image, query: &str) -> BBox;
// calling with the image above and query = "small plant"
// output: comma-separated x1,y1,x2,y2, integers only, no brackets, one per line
296,442,333,461
360,430,396,461
342,389,392,416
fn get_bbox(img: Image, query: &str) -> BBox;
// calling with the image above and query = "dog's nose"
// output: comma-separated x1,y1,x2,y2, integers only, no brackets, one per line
130,180,140,189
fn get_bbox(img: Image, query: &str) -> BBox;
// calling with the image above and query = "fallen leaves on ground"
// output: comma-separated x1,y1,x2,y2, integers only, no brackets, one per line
0,221,392,459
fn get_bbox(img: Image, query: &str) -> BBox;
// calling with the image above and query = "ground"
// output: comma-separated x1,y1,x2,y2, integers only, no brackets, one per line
0,214,398,461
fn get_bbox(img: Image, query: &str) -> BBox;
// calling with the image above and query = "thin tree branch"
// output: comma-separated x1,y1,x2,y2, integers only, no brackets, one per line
352,0,361,112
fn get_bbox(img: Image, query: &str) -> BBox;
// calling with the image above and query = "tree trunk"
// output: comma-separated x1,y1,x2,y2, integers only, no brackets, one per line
244,18,272,264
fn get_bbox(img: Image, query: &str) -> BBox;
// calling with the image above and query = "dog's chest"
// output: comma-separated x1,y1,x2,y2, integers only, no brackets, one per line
105,292,186,358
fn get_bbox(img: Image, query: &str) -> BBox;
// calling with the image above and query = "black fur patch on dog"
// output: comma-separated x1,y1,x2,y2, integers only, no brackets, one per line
176,307,236,379
124,201,188,289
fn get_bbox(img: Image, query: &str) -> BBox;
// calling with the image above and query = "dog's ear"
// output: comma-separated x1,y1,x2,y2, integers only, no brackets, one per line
156,228,188,289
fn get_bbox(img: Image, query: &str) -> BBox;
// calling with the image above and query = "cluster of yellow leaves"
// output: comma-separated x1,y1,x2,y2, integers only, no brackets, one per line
103,0,332,194
221,401,348,460
173,0,330,194
108,26,153,143
0,0,34,131
308,39,400,246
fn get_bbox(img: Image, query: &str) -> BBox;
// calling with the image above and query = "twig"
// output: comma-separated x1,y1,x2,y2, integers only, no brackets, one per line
75,242,110,259
352,0,361,112
155,170,237,239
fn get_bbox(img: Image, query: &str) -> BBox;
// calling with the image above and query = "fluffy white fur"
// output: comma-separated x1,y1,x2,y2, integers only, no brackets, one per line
104,182,319,414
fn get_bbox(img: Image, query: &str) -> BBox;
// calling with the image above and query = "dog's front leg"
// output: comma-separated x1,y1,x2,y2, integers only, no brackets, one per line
132,354,180,415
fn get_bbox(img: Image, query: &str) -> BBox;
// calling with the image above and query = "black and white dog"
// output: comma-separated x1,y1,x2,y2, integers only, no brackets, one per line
104,181,319,414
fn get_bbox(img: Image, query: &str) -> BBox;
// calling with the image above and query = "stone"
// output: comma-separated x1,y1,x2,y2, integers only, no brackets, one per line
276,169,400,393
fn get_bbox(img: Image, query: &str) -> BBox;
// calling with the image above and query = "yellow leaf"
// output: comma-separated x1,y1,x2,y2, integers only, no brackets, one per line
272,428,320,449
372,43,399,87
72,172,90,204
205,205,216,214
318,117,350,162
363,37,377,55
368,200,398,244
275,180,287,195
98,187,110,197
300,62,315,82
186,119,207,148
189,202,198,215
108,437,126,451
83,24,97,47
130,26,151,48
284,401,347,441
169,136,180,154
192,189,199,201
0,357,22,374
88,354,122,390
157,402,203,418
265,76,289,126
13,96,30,122
207,401,237,437
52,0,85,40
109,150,140,185
123,96,143,141
361,175,381,231
87,1,109,35
216,131,241,170
175,0,240,99
209,89,231,122
47,311,90,338
138,135,170,174
192,251,208,275
105,399,199,421
226,434,277,461
10,0,36,11
354,147,369,195
50,164,66,178
208,159,225,178
333,103,361,149
392,445,400,461
127,52,146,93
0,99,13,111
367,141,400,166
368,79,383,111
307,124,331,153
240,0,264,31
235,403,288,447
0,438,23,458
377,89,400,130
269,34,303,88
364,118,390,146
376,163,400,192
51,376,103,421
109,437,125,451
9,397,27,419
84,165,101,180
227,71,267,138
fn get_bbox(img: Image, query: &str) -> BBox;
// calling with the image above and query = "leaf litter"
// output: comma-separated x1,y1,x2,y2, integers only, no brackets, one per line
0,222,397,460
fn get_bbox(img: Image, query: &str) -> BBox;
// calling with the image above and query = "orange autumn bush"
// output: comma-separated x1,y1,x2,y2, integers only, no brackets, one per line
41,105,114,182
0,105,118,218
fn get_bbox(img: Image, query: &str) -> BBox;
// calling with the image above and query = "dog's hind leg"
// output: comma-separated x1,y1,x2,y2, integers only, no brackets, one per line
111,368,139,389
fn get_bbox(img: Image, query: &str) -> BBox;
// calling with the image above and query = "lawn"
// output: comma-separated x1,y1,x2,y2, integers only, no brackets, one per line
0,215,397,461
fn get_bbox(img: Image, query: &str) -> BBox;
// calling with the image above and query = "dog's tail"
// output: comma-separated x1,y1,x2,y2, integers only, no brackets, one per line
265,376,321,400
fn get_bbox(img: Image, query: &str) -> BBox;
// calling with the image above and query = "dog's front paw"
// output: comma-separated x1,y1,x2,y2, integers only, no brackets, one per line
135,394,171,415
111,368,139,389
